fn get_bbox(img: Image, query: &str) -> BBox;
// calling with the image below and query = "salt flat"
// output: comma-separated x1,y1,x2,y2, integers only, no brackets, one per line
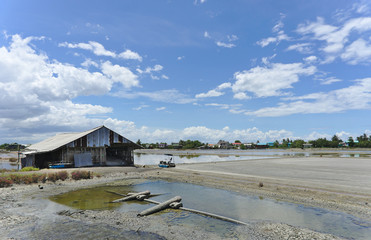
176,157,371,195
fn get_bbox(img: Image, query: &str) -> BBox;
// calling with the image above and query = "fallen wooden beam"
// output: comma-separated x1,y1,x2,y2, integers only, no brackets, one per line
141,198,248,225
112,190,150,203
138,196,182,217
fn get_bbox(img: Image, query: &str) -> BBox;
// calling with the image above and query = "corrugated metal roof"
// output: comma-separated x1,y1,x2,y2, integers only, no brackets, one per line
26,126,104,154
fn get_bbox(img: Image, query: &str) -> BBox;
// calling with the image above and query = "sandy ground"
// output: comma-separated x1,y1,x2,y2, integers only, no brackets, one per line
1,153,371,239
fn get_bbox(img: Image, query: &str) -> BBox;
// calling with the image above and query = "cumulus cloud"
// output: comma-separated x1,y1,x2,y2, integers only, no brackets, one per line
181,126,293,143
101,61,139,88
303,55,318,63
117,49,143,61
195,82,231,98
233,92,251,100
297,16,371,64
232,63,317,98
0,34,140,141
59,41,142,61
244,78,371,117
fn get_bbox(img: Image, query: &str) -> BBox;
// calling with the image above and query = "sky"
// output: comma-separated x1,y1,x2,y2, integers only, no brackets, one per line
1,0,371,144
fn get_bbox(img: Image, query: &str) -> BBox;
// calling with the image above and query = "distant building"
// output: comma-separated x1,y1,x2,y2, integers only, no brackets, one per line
171,142,182,149
255,143,269,149
23,126,141,169
158,143,167,149
303,143,312,148
217,140,230,149
243,143,254,149
232,142,242,149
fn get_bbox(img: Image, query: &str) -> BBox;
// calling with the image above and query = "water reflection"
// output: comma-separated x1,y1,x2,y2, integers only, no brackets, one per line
134,153,273,165
51,180,371,240
134,150,371,166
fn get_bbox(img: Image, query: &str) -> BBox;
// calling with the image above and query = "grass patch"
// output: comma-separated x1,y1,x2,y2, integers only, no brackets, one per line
20,167,40,172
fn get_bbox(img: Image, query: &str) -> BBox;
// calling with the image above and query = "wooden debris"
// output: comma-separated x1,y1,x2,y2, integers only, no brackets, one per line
138,196,182,217
112,190,150,203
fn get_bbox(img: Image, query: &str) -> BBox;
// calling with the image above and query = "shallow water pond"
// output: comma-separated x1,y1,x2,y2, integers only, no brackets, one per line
51,180,371,240
134,153,274,165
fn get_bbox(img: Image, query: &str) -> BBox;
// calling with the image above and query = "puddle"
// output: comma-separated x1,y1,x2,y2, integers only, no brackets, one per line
0,162,20,170
50,180,371,240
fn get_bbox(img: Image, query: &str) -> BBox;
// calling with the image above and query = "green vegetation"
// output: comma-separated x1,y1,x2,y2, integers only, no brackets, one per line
138,133,371,149
20,167,40,172
0,143,26,151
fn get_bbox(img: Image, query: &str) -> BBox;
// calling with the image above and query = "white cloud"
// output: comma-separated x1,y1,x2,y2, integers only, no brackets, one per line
117,49,143,61
101,61,139,88
194,0,207,5
196,89,224,98
304,55,318,63
205,32,238,48
227,35,238,41
195,82,231,98
133,105,149,111
81,58,99,68
115,89,196,104
297,16,371,64
59,41,142,61
144,64,163,73
286,43,313,54
216,41,236,48
177,56,185,60
204,103,243,113
156,107,166,111
244,78,371,117
232,63,317,97
341,38,371,64
0,34,140,140
181,126,293,143
217,82,232,89
257,37,277,47
319,76,342,85
137,64,165,80
233,92,251,100
305,131,331,141
257,26,290,47
59,41,115,57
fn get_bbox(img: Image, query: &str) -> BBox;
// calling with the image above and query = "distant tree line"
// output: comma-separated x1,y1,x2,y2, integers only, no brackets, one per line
0,143,26,151
137,133,371,150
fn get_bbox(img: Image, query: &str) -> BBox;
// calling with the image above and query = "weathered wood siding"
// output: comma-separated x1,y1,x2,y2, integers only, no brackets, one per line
66,126,130,148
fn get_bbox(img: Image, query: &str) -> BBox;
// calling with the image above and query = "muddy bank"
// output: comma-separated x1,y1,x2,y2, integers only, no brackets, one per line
0,167,345,240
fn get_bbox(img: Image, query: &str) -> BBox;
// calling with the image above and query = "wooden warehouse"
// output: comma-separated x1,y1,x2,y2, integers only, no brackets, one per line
22,126,141,169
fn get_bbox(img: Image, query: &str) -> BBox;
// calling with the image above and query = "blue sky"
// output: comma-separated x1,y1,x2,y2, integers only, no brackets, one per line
1,0,371,144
